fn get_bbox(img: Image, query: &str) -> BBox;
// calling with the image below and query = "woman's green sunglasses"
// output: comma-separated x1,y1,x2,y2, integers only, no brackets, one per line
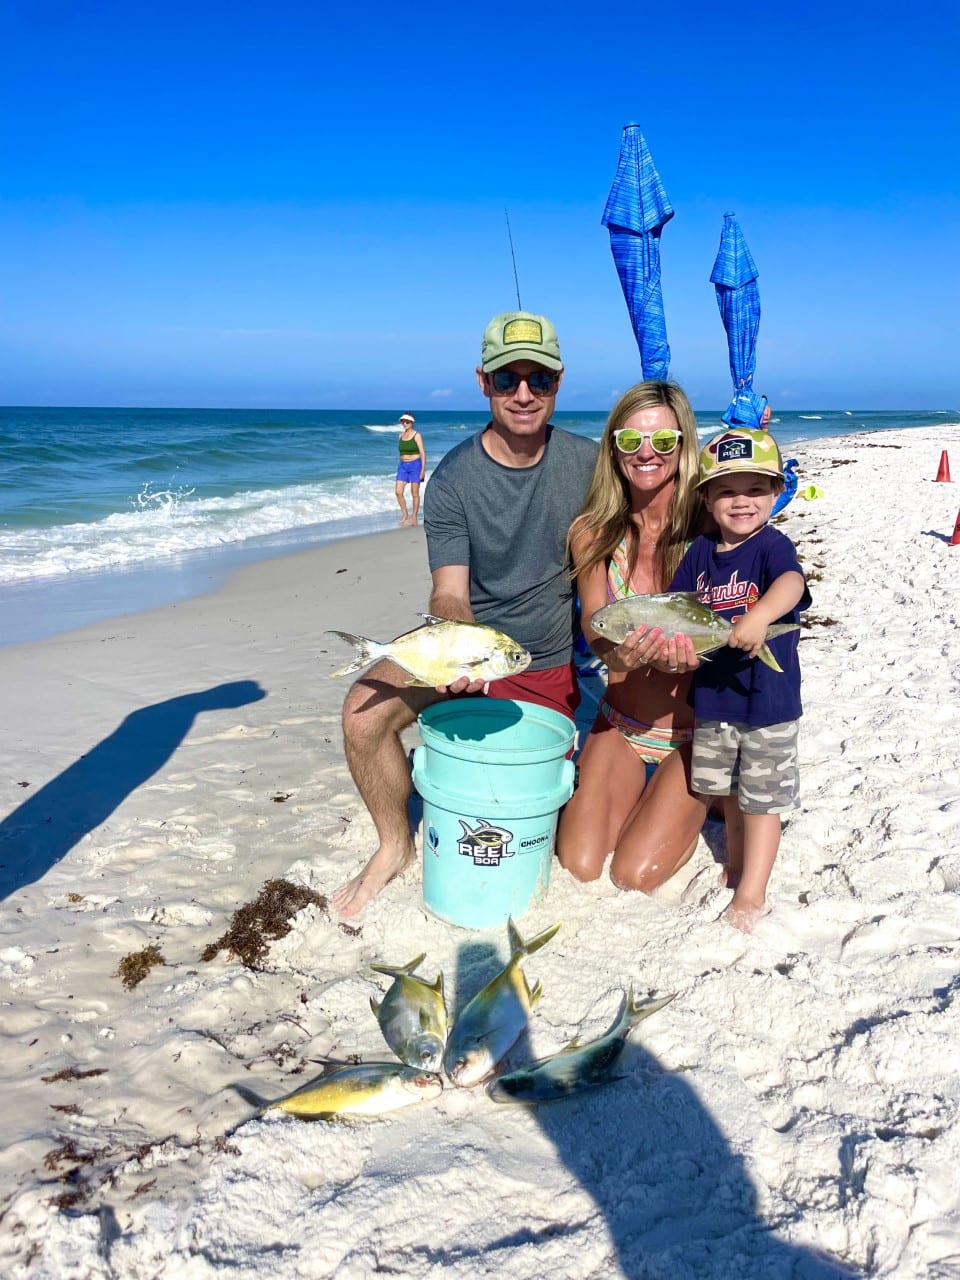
614,428,682,455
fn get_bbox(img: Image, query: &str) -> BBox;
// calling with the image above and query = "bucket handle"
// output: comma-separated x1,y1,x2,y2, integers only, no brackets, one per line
560,757,575,800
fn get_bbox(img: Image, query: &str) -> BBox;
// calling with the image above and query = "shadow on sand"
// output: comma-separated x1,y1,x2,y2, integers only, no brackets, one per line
0,680,266,899
449,937,855,1278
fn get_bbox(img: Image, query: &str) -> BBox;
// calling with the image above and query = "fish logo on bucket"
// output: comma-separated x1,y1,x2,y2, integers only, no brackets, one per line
458,818,515,867
426,824,440,856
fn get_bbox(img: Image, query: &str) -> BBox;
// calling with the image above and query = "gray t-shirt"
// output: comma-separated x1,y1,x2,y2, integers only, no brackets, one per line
424,425,599,670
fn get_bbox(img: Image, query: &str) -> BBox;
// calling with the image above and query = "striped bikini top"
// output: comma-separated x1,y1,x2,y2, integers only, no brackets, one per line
606,530,691,601
606,534,636,602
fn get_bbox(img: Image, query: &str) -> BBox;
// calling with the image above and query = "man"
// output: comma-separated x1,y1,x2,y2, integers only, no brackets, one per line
331,310,598,917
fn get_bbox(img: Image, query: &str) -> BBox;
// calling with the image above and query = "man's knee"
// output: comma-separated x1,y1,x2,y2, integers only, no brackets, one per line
341,662,429,744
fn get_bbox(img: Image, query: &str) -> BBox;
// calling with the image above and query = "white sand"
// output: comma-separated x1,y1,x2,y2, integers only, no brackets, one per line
2,427,959,1278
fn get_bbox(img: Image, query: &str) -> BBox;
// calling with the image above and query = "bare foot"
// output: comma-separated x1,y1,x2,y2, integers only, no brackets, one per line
721,899,770,934
398,516,411,526
331,843,416,918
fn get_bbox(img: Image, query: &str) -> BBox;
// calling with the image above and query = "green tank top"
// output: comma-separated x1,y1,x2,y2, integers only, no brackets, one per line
398,435,420,457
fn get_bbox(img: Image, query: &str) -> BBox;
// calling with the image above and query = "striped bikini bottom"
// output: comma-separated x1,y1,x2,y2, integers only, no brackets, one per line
598,697,694,766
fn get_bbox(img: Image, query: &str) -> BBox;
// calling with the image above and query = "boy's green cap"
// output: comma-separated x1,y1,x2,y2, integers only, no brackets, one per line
697,428,785,489
481,311,563,373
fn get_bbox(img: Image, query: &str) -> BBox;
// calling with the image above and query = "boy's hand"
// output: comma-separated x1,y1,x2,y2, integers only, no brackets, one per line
728,612,770,658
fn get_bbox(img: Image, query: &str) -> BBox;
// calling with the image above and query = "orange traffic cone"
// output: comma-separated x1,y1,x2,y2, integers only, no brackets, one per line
935,450,951,482
950,511,960,547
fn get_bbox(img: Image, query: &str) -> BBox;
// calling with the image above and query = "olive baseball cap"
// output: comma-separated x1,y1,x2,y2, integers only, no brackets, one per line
480,311,563,373
697,428,785,489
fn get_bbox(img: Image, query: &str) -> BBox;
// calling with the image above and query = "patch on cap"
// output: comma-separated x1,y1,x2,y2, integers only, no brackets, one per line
501,317,543,346
716,437,755,465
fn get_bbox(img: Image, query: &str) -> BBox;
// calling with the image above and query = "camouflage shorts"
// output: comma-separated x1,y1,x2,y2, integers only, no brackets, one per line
692,719,799,815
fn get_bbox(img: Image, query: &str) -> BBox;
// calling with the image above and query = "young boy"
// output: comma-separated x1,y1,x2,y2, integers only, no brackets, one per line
671,428,810,932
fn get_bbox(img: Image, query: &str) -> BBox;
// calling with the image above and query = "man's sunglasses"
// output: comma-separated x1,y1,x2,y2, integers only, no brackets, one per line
489,369,558,395
614,428,682,455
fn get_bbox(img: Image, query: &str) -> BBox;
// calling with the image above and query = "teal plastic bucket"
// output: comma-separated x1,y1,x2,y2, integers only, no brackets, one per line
412,699,575,929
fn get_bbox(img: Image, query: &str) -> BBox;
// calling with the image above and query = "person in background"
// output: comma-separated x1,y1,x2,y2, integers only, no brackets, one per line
333,311,598,917
760,403,771,428
670,428,810,932
557,382,707,893
395,413,426,526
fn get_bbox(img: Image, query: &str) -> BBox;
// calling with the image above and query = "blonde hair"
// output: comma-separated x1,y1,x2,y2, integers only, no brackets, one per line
569,381,702,590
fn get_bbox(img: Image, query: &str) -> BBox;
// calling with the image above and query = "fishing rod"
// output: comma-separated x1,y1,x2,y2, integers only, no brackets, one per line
504,207,522,309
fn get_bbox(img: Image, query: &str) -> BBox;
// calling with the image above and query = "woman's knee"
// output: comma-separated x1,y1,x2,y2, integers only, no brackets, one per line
556,838,606,883
609,858,657,894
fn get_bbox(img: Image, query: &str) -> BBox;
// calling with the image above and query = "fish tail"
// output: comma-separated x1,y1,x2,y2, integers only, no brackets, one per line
230,1083,272,1113
507,917,561,960
756,643,784,674
766,622,800,642
370,953,427,979
627,989,676,1026
325,631,384,677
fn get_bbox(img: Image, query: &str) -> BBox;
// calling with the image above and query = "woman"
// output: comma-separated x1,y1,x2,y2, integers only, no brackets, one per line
557,381,708,892
395,413,426,526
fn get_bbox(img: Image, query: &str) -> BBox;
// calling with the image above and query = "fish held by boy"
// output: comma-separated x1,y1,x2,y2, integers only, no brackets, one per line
369,953,447,1073
589,592,799,674
326,615,531,686
232,1061,443,1120
487,988,675,1104
444,918,560,1088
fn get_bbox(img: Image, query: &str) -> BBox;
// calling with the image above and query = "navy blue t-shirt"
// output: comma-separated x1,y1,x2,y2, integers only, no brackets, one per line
669,524,810,727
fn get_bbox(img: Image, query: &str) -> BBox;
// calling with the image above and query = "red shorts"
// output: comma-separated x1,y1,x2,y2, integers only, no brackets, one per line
485,659,580,723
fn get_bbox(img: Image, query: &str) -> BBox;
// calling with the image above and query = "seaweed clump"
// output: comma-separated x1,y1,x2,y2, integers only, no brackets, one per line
117,945,165,991
201,878,327,968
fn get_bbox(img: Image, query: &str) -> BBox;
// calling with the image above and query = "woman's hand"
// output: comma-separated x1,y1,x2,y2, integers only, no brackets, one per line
651,632,699,674
612,627,699,675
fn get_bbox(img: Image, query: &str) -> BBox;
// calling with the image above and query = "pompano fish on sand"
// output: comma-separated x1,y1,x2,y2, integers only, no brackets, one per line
487,988,675,1104
444,918,560,1088
326,614,531,686
232,1061,443,1120
589,592,799,673
369,953,447,1073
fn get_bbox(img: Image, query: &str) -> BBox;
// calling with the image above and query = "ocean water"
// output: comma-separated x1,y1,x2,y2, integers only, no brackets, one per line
1,405,955,646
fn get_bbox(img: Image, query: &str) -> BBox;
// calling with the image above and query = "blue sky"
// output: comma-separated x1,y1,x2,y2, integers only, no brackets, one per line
1,0,957,410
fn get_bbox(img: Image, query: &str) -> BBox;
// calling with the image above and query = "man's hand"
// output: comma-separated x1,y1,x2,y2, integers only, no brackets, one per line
437,676,487,695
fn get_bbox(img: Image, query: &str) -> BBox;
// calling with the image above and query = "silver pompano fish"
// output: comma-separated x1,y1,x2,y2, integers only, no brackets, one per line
589,592,799,674
444,918,560,1088
326,614,531,686
232,1061,443,1120
487,988,675,1104
369,953,447,1073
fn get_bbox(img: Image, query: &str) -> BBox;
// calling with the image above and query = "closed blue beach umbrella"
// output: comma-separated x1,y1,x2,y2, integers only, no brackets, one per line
602,126,674,380
711,212,766,429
